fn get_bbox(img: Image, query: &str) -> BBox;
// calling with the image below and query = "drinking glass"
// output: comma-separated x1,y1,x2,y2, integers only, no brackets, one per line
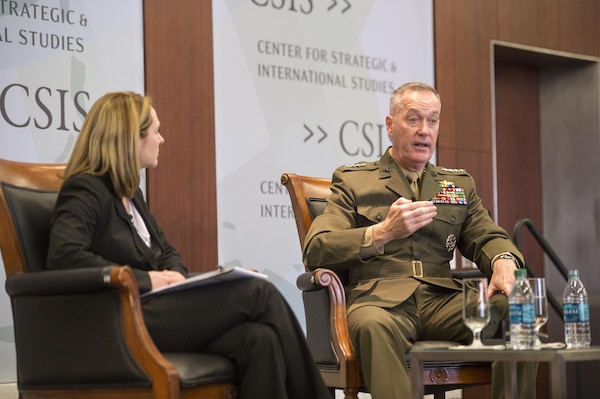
528,277,548,349
462,278,490,348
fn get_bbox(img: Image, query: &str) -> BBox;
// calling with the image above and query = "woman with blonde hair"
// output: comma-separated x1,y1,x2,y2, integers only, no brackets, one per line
48,91,330,399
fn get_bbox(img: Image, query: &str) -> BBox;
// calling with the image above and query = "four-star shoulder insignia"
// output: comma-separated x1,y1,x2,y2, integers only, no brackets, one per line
344,162,368,168
441,168,466,173
340,161,379,172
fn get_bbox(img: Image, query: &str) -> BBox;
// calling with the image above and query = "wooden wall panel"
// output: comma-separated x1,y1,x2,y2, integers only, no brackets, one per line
453,1,496,153
494,62,543,277
497,1,560,47
436,0,498,211
143,0,217,273
435,0,600,230
434,0,457,149
556,1,600,55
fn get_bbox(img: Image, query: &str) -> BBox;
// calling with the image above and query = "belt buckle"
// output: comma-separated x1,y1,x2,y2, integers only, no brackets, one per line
412,260,424,277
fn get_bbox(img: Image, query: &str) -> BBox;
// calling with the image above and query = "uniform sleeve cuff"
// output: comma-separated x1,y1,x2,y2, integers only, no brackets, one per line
360,225,384,258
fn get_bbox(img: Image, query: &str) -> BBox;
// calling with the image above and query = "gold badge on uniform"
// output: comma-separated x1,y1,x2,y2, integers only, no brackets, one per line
431,180,467,205
445,234,457,252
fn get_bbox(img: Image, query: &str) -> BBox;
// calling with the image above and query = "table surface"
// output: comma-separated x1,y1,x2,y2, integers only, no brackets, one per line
410,344,600,362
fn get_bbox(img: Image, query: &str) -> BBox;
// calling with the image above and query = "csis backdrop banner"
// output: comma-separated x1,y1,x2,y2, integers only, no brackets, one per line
0,0,144,382
213,0,434,326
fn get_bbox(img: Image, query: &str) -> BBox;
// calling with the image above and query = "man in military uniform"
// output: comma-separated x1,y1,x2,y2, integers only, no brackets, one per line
303,82,536,398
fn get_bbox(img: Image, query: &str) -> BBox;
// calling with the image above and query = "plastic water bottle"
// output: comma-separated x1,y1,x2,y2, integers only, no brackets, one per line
509,269,536,350
563,269,591,349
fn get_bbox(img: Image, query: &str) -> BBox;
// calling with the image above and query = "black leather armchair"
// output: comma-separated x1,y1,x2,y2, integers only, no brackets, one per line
6,266,236,395
0,159,236,399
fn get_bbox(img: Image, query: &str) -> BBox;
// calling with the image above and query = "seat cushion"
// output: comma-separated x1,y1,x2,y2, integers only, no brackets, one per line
163,353,236,388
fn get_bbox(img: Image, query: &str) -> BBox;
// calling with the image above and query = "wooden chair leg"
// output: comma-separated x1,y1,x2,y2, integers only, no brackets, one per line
433,391,446,399
342,387,359,399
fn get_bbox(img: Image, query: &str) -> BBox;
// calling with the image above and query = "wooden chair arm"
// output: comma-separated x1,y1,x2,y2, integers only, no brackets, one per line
297,268,363,389
109,266,180,399
313,268,356,365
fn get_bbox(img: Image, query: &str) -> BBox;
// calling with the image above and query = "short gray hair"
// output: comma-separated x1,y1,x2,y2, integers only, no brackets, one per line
389,82,441,115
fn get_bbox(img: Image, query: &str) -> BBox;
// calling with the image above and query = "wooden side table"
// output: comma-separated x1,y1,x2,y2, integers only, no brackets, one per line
410,345,600,399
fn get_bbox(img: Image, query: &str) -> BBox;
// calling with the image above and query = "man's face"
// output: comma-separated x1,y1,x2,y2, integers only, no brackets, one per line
385,89,440,171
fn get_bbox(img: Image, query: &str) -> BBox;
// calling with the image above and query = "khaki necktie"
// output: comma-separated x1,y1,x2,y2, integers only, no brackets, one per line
407,171,420,198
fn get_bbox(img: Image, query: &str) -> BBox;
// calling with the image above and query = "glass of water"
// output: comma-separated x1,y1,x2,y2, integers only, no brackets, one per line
528,277,548,349
462,278,490,348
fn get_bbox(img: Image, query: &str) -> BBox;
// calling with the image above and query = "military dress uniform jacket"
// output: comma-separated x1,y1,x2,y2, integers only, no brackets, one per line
303,149,524,314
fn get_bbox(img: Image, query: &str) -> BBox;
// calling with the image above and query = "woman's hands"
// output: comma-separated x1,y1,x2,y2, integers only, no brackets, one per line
149,270,186,290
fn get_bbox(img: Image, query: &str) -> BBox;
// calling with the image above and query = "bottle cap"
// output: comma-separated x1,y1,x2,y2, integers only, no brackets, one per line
568,269,579,278
514,269,527,278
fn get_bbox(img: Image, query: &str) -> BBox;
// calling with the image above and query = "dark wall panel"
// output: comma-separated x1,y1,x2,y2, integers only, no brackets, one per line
436,0,499,211
144,0,217,273
435,0,600,221
494,61,543,278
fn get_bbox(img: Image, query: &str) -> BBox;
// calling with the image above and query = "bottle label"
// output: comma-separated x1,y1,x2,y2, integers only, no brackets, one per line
564,303,590,322
509,303,535,323
522,303,535,323
580,303,590,322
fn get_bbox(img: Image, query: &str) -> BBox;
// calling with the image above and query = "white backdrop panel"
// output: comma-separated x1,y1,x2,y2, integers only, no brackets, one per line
213,0,434,326
0,0,144,383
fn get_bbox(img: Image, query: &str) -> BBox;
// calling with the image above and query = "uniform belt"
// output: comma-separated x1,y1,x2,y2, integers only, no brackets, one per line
350,260,452,282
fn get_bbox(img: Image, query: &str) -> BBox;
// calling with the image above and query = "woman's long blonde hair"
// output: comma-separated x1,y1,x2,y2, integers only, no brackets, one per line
63,91,153,198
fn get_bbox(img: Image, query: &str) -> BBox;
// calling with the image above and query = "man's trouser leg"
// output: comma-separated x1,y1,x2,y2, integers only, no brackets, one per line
347,299,419,398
